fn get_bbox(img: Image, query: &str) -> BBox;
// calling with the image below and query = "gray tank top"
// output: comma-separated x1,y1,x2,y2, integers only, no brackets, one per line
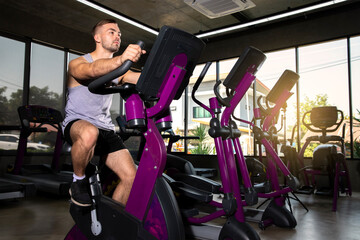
62,53,115,133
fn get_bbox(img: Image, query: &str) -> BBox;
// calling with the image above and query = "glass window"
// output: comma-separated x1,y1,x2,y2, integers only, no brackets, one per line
69,52,81,62
350,36,360,159
255,49,297,155
168,94,186,152
29,43,65,110
29,43,65,152
111,94,121,127
187,62,217,155
298,39,349,157
193,106,211,118
0,36,25,125
257,49,296,89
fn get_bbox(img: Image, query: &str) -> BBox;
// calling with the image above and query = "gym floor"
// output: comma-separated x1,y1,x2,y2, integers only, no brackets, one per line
0,192,359,240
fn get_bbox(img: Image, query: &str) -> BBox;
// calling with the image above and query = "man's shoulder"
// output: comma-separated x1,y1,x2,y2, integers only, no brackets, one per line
68,55,89,72
70,55,87,64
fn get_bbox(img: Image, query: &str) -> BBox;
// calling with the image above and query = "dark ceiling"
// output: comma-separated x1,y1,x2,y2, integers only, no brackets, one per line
0,0,354,50
0,0,360,64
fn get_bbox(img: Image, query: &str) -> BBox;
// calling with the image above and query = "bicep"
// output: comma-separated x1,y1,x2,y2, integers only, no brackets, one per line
68,58,94,81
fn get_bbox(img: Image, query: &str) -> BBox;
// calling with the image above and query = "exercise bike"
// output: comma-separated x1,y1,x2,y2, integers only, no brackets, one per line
65,25,205,240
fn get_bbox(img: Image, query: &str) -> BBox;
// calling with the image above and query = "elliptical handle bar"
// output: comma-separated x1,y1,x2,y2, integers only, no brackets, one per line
256,95,271,117
214,80,231,107
88,41,145,94
302,109,344,133
192,62,212,93
191,62,214,115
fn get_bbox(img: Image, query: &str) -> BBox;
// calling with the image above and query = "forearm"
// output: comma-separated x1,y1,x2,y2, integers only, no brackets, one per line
70,56,123,82
120,71,141,85
89,56,123,79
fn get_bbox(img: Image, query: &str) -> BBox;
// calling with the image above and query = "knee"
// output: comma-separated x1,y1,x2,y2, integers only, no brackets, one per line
74,125,99,150
123,166,136,184
122,165,136,184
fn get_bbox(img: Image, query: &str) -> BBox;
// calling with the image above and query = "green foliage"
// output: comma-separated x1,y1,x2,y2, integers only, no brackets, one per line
191,124,207,142
303,142,320,158
0,86,63,125
354,109,360,122
353,109,360,158
0,87,9,124
354,140,360,158
191,143,212,155
28,86,63,110
298,94,329,139
189,124,212,155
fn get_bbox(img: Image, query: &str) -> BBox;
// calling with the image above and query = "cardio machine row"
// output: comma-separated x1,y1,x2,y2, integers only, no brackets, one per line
63,25,304,240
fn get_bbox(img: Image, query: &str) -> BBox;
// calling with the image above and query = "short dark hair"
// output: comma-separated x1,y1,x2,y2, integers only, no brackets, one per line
92,19,117,36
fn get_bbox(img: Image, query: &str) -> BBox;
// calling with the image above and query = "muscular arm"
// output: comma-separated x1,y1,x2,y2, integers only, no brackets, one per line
69,56,122,82
68,44,145,85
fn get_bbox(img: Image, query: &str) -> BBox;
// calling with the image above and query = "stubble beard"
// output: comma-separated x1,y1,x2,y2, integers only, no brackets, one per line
102,41,120,53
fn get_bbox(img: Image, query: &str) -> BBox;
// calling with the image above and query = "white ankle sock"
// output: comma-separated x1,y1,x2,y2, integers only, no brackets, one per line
73,173,85,182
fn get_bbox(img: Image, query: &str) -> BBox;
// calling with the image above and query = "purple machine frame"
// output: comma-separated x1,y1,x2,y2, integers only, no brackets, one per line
66,25,206,240
252,74,299,204
187,49,265,226
190,49,300,230
125,53,187,220
66,55,187,239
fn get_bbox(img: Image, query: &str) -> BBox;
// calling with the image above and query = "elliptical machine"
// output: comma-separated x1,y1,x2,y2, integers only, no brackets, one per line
296,106,352,211
205,62,299,230
65,25,206,240
163,47,300,239
250,69,308,214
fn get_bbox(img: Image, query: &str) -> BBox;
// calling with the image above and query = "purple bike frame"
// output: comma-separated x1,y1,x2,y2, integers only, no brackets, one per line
125,53,188,221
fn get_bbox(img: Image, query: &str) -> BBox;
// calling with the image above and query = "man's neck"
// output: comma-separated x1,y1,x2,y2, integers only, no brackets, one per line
90,48,115,61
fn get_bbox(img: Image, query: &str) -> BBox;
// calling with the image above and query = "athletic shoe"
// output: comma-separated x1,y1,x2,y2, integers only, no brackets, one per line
69,178,92,207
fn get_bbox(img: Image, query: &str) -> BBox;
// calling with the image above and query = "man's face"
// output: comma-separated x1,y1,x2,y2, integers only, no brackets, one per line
97,23,121,53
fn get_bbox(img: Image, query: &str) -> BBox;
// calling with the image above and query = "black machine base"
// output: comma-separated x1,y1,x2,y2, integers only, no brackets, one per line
219,217,260,240
260,199,297,229
70,196,157,240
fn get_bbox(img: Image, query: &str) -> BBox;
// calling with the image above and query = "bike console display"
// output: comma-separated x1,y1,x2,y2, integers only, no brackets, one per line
223,46,266,90
136,25,205,100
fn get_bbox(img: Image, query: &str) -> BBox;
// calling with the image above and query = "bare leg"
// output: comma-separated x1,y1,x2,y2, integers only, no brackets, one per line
70,120,99,177
105,149,137,205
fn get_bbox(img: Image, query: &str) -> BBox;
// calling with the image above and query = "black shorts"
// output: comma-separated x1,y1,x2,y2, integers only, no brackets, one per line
64,119,126,156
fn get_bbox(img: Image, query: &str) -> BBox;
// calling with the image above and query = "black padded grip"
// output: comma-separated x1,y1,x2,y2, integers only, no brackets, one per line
88,41,145,94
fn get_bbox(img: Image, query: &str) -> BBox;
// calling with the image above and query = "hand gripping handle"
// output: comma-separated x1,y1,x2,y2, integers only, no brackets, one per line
88,41,145,94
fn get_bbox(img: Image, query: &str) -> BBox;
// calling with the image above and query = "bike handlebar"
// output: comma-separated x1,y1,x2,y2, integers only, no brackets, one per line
88,41,145,94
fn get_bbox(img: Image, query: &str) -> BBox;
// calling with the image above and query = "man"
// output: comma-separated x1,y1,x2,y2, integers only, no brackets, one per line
62,19,146,207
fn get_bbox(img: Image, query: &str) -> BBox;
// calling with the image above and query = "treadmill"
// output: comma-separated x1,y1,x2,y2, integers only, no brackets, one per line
0,177,36,200
0,126,36,200
5,105,72,196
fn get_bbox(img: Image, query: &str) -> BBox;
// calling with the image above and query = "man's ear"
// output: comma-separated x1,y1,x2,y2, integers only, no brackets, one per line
94,34,101,43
